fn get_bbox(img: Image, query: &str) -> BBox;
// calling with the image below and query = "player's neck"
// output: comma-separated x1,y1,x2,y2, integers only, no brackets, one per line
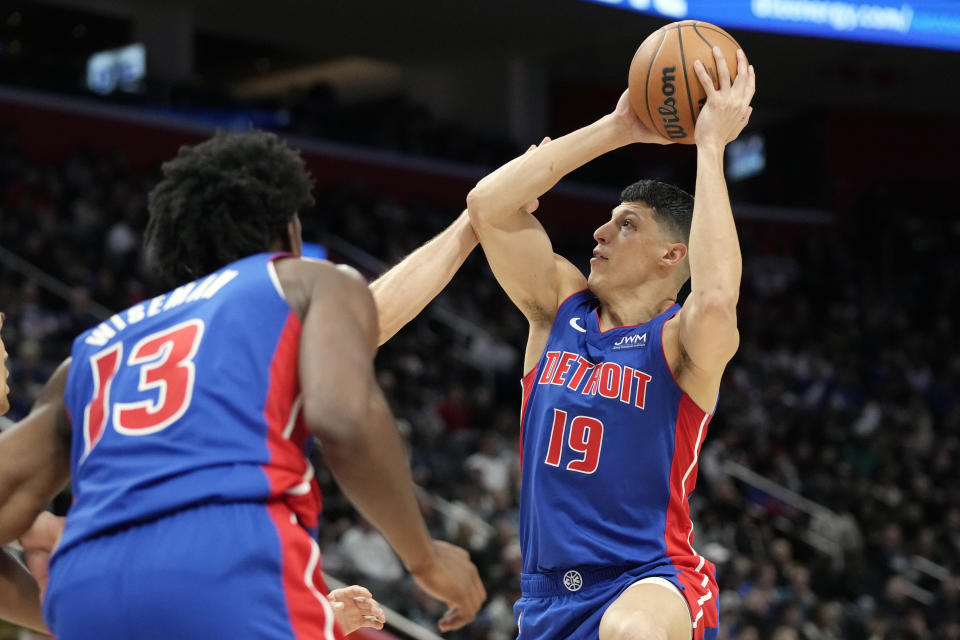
595,285,677,331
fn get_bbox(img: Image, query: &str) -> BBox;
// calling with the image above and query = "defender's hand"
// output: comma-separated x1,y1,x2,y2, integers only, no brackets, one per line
19,512,65,601
692,47,756,149
328,585,386,634
612,89,675,146
409,539,485,632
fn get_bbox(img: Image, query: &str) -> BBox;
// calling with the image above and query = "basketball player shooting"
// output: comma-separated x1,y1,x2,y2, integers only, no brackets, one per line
0,131,486,639
466,47,754,640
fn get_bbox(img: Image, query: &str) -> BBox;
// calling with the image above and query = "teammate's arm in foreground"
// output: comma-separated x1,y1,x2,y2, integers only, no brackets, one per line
0,360,72,633
279,259,484,632
661,47,756,410
467,94,672,369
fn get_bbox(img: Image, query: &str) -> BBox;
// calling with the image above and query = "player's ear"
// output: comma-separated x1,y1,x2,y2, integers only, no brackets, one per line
661,242,687,266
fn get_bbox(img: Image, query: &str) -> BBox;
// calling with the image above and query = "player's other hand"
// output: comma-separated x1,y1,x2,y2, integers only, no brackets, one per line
692,47,756,149
19,511,65,601
611,89,675,146
328,585,386,634
409,539,486,632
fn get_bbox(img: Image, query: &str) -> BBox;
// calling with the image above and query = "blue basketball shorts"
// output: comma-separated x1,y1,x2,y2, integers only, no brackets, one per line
514,560,719,640
44,501,344,640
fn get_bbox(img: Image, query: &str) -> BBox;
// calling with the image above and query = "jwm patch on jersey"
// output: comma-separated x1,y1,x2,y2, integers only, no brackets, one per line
60,253,320,556
519,290,712,575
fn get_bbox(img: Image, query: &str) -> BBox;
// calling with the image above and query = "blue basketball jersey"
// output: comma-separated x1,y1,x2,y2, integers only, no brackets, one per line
519,289,713,576
58,253,321,557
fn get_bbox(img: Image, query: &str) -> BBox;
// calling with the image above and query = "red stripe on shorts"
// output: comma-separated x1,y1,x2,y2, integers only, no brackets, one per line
266,501,344,640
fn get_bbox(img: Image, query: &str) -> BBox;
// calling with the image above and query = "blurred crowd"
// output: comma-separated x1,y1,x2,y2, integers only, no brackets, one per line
1,125,958,640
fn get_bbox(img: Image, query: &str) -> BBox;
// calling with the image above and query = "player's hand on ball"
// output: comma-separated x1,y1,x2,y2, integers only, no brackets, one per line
409,539,486,632
18,512,65,601
328,585,386,634
612,89,675,145
692,47,756,149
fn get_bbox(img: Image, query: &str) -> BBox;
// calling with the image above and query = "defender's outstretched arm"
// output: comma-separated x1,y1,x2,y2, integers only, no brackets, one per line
369,211,477,346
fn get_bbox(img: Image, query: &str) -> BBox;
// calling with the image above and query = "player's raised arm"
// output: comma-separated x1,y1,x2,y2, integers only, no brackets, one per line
289,260,484,632
467,96,672,365
673,47,755,399
0,359,71,545
368,210,477,346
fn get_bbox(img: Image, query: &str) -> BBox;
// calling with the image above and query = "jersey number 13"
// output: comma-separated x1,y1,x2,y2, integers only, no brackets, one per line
81,319,205,461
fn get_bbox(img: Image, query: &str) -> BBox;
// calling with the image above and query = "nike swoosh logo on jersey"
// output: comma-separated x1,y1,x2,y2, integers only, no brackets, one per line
569,317,586,333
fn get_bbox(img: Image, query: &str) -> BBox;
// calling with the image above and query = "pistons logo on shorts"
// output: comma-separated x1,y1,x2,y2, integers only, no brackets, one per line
563,570,583,592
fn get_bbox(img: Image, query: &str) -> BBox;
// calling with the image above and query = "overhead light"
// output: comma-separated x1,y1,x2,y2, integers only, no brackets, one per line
231,56,404,103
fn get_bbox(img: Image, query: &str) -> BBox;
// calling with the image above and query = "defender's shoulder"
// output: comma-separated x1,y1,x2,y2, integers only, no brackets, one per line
273,257,372,318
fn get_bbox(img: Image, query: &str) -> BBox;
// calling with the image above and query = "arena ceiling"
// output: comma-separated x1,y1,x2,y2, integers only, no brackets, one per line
29,0,960,117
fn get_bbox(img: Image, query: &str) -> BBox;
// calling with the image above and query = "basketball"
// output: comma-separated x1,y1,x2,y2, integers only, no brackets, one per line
628,21,743,144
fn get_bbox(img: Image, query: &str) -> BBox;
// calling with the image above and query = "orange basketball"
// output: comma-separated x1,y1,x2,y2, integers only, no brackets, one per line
628,21,742,144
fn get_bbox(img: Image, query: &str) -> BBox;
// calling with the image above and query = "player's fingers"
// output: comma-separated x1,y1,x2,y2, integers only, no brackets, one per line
346,585,373,599
540,136,551,146
366,602,385,621
746,64,756,101
361,615,385,630
713,46,731,88
692,60,717,97
470,574,487,612
732,49,748,90
437,606,472,632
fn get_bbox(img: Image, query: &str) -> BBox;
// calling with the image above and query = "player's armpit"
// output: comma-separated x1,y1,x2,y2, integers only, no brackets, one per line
666,298,739,410
678,291,739,368
521,255,589,373
0,359,72,545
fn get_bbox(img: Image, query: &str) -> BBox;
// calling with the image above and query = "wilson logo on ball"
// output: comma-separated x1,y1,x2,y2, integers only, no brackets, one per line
658,66,686,139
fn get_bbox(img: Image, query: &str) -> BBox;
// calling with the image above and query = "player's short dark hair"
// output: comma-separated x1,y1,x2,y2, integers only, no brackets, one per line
145,130,314,285
620,179,693,243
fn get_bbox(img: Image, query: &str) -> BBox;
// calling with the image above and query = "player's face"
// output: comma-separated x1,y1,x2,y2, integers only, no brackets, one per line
0,313,9,416
588,203,673,293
